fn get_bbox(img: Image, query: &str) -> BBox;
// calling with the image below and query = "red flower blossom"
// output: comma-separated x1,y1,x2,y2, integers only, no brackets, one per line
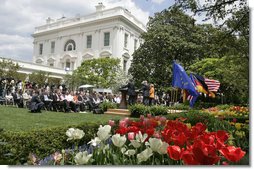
222,161,229,165
171,130,187,146
128,132,135,140
219,146,246,162
192,140,221,165
216,130,229,143
147,113,152,118
232,118,237,123
115,127,128,135
108,120,115,127
145,128,155,137
181,150,199,165
127,126,140,133
167,145,182,161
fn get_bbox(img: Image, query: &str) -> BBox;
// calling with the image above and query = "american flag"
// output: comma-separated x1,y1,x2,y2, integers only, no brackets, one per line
205,78,220,92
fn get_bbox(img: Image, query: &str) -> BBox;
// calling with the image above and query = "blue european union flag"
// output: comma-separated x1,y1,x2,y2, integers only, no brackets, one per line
172,61,199,107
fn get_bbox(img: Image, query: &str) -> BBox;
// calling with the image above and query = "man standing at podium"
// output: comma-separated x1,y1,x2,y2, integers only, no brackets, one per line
123,79,136,106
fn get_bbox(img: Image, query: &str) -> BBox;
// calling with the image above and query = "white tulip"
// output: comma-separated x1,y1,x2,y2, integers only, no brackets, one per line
149,138,163,152
130,140,141,148
121,147,127,154
74,151,92,165
97,125,111,141
137,148,153,163
148,138,169,155
66,128,85,141
158,142,169,155
112,134,127,148
124,149,136,156
135,131,148,143
88,137,101,147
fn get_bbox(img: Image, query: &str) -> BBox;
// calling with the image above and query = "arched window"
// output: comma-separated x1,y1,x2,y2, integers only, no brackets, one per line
64,39,76,51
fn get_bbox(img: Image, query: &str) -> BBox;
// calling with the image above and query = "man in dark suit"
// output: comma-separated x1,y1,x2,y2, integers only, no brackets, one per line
30,90,44,113
123,79,136,105
141,80,150,106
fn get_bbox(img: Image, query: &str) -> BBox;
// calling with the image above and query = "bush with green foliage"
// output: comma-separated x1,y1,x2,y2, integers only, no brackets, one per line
129,104,168,117
129,104,149,118
0,123,100,165
149,105,168,116
99,101,117,112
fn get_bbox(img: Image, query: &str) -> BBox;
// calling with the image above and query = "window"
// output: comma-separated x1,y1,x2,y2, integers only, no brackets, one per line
65,59,71,69
49,63,54,67
86,35,92,48
104,32,110,46
67,44,73,51
124,33,128,48
64,39,76,51
39,44,43,55
134,39,138,50
51,41,55,53
123,60,127,74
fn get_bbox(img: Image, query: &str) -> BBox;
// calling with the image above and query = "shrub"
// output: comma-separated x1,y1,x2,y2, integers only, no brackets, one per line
99,101,117,112
0,123,99,165
129,104,169,117
168,103,190,110
129,104,149,118
150,105,168,116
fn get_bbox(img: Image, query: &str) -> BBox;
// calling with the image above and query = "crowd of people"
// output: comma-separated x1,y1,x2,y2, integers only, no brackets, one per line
0,78,121,113
0,78,182,113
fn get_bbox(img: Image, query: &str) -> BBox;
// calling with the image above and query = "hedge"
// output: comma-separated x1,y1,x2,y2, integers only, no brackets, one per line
0,123,100,165
129,104,168,117
99,101,118,112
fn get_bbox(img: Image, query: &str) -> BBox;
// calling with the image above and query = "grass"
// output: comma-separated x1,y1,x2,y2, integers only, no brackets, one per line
0,105,124,132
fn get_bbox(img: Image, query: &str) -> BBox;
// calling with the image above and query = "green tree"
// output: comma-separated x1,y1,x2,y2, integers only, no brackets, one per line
129,7,218,87
29,71,50,88
174,0,247,21
0,57,20,78
189,56,248,104
71,57,120,89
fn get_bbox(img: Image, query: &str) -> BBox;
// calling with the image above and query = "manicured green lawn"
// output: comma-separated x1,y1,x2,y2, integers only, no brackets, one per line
0,106,123,132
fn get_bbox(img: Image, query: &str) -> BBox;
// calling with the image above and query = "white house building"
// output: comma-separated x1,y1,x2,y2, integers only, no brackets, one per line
32,3,146,74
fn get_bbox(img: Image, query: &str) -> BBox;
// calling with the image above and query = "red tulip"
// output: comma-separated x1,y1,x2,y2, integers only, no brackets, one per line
192,141,221,165
222,161,229,165
115,127,128,135
219,146,246,162
128,132,135,141
167,145,182,161
128,126,140,133
155,116,160,121
140,115,145,121
108,120,115,127
119,120,127,128
181,150,199,165
147,113,152,118
216,130,229,143
153,131,161,139
171,131,187,146
159,116,167,125
145,128,155,137
232,118,237,123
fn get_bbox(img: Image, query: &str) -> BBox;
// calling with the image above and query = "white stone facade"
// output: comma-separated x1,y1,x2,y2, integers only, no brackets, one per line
32,3,146,73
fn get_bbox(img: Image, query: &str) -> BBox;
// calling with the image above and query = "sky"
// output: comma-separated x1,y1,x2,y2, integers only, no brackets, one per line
0,0,251,62
0,0,175,62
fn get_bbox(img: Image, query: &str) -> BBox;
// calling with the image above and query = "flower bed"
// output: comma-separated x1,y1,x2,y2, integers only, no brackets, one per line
202,106,249,119
29,115,248,165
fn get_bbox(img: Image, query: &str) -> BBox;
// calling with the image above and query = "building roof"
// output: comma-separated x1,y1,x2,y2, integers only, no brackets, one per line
32,6,146,37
